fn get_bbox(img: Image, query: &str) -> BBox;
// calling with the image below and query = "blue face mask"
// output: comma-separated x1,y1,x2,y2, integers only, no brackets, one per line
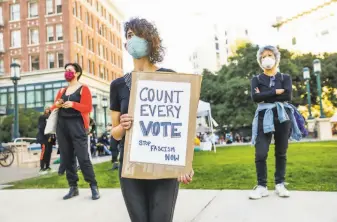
127,36,149,59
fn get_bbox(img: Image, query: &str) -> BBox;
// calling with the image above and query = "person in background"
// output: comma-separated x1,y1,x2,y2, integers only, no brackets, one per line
97,132,112,156
249,45,300,200
89,133,97,157
37,107,54,173
51,63,99,200
110,17,193,222
89,117,96,134
235,133,241,143
110,136,119,170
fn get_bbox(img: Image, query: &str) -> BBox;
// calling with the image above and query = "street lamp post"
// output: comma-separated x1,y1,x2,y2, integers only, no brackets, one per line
102,97,108,128
303,67,313,119
313,59,325,118
10,63,21,140
92,94,98,124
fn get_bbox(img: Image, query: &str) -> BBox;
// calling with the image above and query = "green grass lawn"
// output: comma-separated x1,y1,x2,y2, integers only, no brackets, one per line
9,141,337,191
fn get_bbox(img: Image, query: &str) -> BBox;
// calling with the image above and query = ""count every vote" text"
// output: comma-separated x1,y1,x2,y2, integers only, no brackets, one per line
138,87,184,138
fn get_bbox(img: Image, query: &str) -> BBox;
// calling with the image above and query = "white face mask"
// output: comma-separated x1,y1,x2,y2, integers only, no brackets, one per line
261,57,276,70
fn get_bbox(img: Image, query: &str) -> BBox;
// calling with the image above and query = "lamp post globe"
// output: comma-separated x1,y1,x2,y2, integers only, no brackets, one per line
313,59,325,118
303,67,313,119
10,62,21,140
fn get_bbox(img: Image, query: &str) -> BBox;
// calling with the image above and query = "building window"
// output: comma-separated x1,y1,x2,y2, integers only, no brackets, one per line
92,61,95,75
245,29,249,36
11,58,21,66
321,30,329,36
99,44,104,57
215,43,219,50
28,2,38,18
29,28,39,45
292,37,297,45
0,7,3,25
73,2,77,16
47,53,55,68
46,0,53,15
30,55,40,71
77,29,82,45
74,27,78,43
79,5,82,19
76,54,82,67
106,48,108,60
0,33,4,51
11,30,21,48
99,65,104,78
85,12,89,25
87,59,91,74
56,0,62,14
76,53,80,63
57,52,63,67
91,15,94,28
47,26,54,42
10,4,20,21
56,24,63,41
0,59,4,74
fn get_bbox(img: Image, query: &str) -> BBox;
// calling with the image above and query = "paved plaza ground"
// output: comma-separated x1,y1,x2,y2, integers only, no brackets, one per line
0,156,111,185
0,189,336,222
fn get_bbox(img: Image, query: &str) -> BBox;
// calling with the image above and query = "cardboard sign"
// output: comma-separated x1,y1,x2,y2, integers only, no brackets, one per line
122,71,202,179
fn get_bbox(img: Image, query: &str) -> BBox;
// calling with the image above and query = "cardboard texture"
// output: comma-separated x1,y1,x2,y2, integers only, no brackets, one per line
122,71,202,179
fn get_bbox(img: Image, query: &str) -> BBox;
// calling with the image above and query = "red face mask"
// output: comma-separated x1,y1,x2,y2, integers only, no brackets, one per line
64,71,75,82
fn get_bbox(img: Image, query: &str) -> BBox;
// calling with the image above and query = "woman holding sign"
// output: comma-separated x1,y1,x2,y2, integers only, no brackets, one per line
110,18,194,222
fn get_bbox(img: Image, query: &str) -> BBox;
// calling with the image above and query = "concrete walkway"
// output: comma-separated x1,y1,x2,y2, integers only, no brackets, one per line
0,156,111,185
0,189,336,222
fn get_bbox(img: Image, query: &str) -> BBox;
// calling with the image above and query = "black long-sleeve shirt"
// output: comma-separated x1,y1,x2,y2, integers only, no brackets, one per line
37,114,49,143
251,72,292,103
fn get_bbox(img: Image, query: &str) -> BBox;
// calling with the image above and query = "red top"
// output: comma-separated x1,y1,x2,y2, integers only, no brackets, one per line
50,85,92,129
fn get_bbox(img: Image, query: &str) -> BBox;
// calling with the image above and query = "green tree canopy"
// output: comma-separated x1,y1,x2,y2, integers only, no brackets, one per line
200,43,337,133
0,109,41,142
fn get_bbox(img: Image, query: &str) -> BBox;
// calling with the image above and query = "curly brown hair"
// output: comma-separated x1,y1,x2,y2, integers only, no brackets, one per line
124,18,165,64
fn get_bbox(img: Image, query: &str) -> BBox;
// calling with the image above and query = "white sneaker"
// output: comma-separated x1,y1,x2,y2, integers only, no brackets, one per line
275,183,290,198
249,185,269,200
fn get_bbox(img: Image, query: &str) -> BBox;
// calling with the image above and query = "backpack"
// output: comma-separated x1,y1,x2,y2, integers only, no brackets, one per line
293,108,309,138
256,73,308,138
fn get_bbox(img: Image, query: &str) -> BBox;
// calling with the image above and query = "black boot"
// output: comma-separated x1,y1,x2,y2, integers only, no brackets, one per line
63,186,79,200
90,185,100,200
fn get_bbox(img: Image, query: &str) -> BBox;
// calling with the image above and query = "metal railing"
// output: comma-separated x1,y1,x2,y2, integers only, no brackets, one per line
13,137,37,143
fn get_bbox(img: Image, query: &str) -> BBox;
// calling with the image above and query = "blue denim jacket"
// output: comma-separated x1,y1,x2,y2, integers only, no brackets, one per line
251,102,302,145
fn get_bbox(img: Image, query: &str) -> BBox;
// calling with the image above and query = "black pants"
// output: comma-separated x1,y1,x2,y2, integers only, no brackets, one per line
57,116,97,187
58,155,77,174
119,162,179,222
40,142,53,169
255,114,291,187
111,137,119,163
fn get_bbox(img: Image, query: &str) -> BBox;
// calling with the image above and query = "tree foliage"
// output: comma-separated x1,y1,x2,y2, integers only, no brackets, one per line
200,43,337,132
0,109,41,142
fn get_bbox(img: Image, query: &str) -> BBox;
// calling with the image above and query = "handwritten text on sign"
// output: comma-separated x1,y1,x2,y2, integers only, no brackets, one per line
130,80,191,166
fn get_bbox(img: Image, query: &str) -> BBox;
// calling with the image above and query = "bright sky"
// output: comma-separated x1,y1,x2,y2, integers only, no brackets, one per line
114,0,326,73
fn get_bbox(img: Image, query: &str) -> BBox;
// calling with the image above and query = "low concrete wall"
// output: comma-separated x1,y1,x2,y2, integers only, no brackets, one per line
4,142,58,168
